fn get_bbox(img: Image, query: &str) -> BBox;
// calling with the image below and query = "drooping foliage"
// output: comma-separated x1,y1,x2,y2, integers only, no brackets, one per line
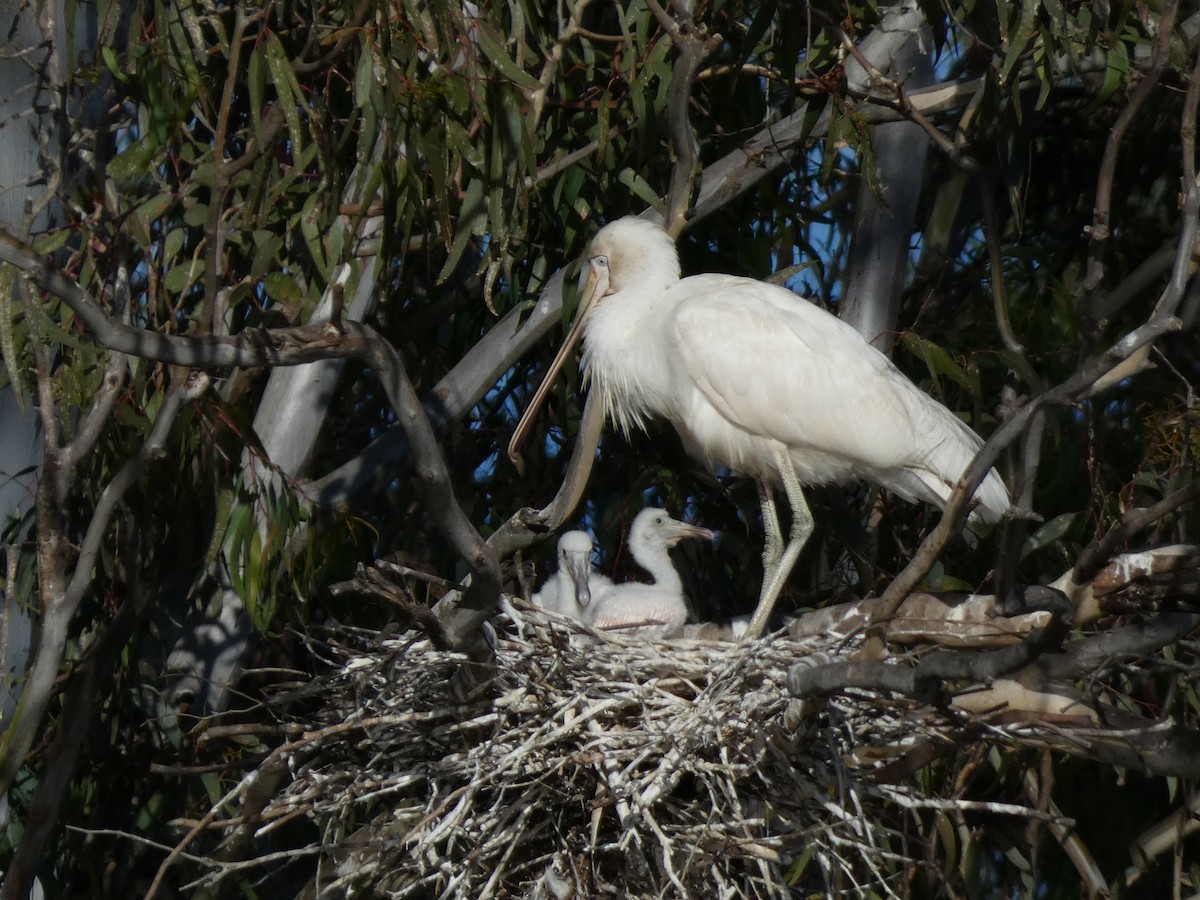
0,0,1198,895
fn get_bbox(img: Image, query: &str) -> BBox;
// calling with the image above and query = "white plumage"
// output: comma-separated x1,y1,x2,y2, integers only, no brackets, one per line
585,508,714,638
511,217,1009,640
532,530,611,618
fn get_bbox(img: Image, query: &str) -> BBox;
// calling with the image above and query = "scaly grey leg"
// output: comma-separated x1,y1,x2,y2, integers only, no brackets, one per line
742,449,815,641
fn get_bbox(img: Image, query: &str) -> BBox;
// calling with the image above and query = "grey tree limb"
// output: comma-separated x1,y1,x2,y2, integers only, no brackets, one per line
646,0,721,236
839,33,932,352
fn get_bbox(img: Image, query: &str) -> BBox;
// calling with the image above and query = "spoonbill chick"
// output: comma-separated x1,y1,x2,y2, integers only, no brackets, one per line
586,508,714,638
532,530,611,620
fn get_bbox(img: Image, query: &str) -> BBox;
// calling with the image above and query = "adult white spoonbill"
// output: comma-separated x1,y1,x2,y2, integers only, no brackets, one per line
585,507,714,638
532,530,611,619
510,217,1010,640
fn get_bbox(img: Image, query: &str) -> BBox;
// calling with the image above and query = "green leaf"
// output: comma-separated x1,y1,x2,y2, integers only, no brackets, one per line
1084,41,1130,114
108,137,159,185
901,333,975,394
934,812,959,872
248,40,266,142
1041,0,1066,37
163,258,202,294
354,34,377,108
251,232,284,277
992,348,1046,392
473,21,543,91
618,168,664,214
264,33,305,161
299,190,330,280
1001,0,1041,87
247,529,267,630
163,228,185,263
1022,511,1079,558
226,499,254,603
438,178,486,283
129,193,174,246
101,46,128,82
263,272,303,303
0,265,24,399
203,488,238,570
32,230,71,255
784,843,815,885
183,201,208,228
924,561,975,592
596,89,611,159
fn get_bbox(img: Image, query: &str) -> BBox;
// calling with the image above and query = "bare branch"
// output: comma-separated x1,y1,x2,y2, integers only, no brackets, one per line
1079,0,1179,327
646,0,721,236
55,261,132,495
1184,37,1200,189
1075,483,1200,584
487,389,606,557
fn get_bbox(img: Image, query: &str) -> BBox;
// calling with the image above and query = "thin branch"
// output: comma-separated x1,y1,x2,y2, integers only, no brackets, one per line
201,6,251,336
1079,0,1179,325
1038,613,1200,682
0,226,368,367
1,522,164,900
527,125,621,188
1074,483,1200,584
487,389,606,557
645,0,721,236
56,260,132,495
528,0,596,129
1184,37,1200,189
1090,175,1200,393
833,19,980,175
292,0,373,76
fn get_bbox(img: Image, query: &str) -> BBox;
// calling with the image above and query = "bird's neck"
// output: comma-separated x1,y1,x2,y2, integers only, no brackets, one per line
631,543,683,593
582,285,681,436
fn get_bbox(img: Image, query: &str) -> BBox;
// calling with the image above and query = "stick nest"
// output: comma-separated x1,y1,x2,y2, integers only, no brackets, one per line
245,609,973,899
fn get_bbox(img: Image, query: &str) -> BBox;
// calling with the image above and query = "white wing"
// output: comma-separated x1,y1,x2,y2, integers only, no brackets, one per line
670,275,1008,518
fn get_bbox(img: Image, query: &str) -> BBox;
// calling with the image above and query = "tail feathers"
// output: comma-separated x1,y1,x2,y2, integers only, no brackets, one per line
881,388,1010,525
874,434,1010,526
969,468,1010,524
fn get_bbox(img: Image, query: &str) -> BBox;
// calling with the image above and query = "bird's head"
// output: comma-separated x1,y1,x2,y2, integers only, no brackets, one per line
631,507,715,549
507,217,679,470
558,530,596,608
584,217,680,296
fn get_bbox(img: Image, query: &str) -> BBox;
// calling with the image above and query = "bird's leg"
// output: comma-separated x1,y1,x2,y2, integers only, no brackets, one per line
742,450,815,641
757,478,783,571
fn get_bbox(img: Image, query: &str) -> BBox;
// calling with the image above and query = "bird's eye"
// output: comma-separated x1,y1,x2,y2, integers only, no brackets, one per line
592,255,608,269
